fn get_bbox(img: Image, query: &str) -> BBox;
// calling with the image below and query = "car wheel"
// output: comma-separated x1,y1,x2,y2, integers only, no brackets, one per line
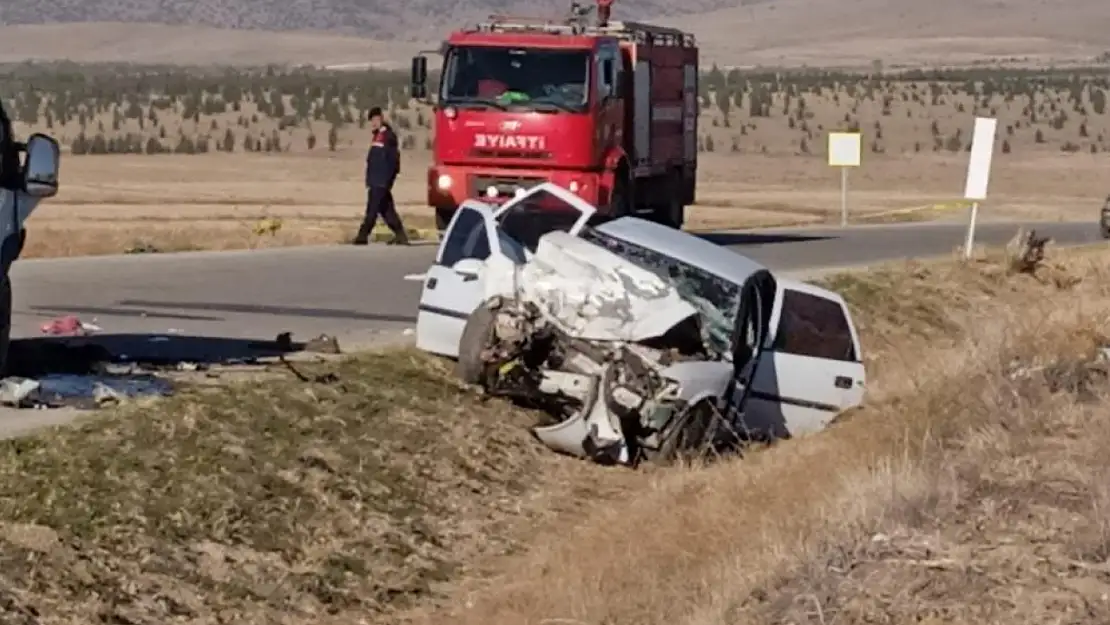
641,400,723,466
454,304,496,385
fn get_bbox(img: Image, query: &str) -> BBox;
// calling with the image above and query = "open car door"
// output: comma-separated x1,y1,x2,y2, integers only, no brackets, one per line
741,279,866,439
492,182,596,254
415,201,504,358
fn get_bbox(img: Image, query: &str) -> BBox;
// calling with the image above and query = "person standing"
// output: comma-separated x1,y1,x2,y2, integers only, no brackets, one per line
353,107,409,245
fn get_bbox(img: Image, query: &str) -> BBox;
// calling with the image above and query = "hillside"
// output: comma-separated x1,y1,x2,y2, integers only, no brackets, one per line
0,0,1108,67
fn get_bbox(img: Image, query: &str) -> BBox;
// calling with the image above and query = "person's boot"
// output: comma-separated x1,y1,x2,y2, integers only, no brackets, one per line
351,223,371,245
386,230,411,246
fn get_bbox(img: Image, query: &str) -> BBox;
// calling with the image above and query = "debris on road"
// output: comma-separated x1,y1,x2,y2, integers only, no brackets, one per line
0,377,41,407
39,315,101,336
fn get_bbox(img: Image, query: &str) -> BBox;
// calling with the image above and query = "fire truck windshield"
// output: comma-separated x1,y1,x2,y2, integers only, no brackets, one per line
440,45,590,113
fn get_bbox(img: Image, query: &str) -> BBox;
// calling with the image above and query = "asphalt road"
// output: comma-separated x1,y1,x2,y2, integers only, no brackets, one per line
9,220,1101,356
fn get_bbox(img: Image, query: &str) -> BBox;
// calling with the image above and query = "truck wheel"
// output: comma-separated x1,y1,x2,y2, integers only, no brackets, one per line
455,304,496,385
0,276,11,376
435,207,453,233
609,172,631,218
656,197,684,229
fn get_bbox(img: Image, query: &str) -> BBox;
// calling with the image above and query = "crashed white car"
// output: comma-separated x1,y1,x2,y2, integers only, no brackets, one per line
413,183,865,465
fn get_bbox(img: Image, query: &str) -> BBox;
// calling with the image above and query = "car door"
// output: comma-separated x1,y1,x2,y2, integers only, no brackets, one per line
415,202,502,357
740,280,866,439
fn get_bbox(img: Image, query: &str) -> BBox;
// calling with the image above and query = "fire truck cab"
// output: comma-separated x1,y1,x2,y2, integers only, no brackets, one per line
411,0,699,231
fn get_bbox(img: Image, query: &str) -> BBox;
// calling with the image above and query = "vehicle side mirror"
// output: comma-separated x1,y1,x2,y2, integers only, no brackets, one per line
23,134,59,198
411,55,428,100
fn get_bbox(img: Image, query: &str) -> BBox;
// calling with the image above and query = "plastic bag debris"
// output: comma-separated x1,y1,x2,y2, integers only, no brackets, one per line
40,315,101,336
0,377,41,406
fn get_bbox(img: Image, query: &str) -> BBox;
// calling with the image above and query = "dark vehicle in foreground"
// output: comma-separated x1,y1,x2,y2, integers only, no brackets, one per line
0,100,61,373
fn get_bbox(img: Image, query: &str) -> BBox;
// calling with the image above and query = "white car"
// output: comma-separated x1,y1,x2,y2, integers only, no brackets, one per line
412,183,865,465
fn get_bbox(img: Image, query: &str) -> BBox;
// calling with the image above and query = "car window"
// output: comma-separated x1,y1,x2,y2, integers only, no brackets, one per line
440,207,490,266
772,289,856,361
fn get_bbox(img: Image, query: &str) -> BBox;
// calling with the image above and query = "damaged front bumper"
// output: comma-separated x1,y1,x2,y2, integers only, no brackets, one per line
473,296,728,466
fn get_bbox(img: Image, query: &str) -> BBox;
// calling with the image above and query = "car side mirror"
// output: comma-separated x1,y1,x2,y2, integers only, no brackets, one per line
23,134,59,198
411,55,428,100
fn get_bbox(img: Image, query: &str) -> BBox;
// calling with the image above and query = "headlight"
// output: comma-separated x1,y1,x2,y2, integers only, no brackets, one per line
436,174,452,190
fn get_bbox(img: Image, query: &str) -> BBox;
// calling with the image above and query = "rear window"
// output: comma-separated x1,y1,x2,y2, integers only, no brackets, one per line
772,289,857,361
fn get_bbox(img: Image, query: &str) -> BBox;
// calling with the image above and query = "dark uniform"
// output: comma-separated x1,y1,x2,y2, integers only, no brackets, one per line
354,123,408,245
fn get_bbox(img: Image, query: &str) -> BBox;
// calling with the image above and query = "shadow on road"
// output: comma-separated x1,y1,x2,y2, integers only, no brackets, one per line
690,231,835,247
117,300,417,323
8,333,304,377
29,305,224,322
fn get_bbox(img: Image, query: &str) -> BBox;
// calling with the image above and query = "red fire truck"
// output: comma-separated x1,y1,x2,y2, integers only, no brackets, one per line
409,0,699,231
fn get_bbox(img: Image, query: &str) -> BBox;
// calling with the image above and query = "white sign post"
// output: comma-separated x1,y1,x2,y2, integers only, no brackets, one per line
828,132,861,227
962,117,998,259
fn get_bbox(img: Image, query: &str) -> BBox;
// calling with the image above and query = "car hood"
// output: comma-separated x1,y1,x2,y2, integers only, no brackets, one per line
518,231,699,342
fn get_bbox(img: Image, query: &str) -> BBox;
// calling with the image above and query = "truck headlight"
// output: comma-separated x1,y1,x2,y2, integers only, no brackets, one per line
436,174,452,190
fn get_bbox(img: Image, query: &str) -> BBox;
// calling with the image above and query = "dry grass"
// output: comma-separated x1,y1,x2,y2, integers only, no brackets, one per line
2,243,1110,623
0,350,634,623
10,63,1109,258
22,147,1105,257
396,244,1110,625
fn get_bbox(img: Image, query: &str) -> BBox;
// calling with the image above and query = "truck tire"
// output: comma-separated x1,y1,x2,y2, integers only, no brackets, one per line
609,170,631,218
0,276,11,377
435,207,453,233
454,304,496,385
656,196,684,229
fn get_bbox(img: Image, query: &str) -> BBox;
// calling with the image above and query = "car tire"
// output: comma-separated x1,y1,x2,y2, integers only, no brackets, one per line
642,400,722,465
454,304,496,385
0,275,11,377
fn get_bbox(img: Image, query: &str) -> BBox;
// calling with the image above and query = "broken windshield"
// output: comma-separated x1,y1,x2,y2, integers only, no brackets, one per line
580,229,742,357
440,45,590,113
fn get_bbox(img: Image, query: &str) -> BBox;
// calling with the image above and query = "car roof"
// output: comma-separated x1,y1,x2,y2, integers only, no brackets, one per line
593,217,766,285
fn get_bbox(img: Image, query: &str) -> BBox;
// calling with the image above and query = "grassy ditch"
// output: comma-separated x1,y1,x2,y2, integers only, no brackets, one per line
3,241,1110,624
409,243,1110,625
0,351,629,623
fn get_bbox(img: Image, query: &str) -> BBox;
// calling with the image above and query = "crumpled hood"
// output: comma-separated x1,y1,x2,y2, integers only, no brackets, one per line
518,231,699,342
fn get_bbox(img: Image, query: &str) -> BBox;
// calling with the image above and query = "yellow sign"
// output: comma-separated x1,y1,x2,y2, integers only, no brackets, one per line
828,132,861,167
